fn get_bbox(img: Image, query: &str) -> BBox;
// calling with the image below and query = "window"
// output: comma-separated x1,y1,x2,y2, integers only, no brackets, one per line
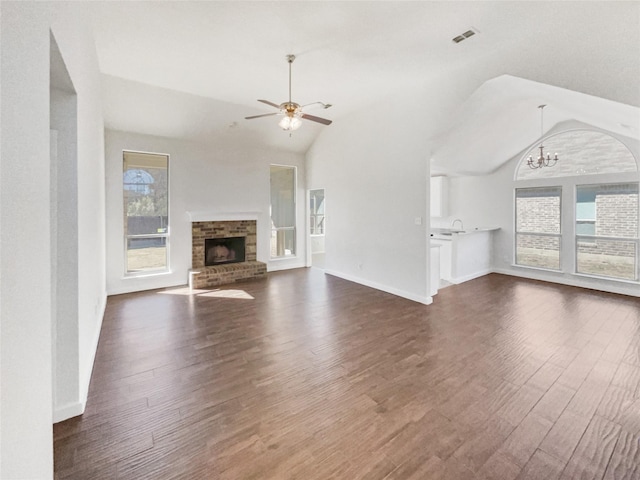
576,183,638,280
309,189,325,235
515,187,562,270
514,130,639,283
123,151,169,274
516,130,637,180
270,165,296,258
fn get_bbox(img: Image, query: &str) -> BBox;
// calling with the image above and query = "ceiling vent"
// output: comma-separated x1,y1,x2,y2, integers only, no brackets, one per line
452,28,478,44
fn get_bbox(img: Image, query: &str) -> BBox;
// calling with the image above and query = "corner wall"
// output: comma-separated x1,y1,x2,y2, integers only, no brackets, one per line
306,91,431,304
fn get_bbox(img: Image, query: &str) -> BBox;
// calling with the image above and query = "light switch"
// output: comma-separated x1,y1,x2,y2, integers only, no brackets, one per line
414,217,423,225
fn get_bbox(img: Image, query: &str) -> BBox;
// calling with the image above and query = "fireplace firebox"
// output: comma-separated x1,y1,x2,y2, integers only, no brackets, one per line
205,237,246,266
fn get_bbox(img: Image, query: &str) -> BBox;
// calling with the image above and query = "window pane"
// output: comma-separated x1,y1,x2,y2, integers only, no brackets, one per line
309,189,325,235
577,238,637,280
124,160,168,235
576,221,595,236
270,229,295,257
314,215,325,234
124,152,169,273
270,166,295,229
270,165,296,258
516,187,562,270
516,187,561,234
575,183,638,280
126,236,167,272
516,234,560,270
577,183,638,239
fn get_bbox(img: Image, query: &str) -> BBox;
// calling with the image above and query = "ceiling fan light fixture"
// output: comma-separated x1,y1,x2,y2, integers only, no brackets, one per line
245,54,332,131
279,115,302,131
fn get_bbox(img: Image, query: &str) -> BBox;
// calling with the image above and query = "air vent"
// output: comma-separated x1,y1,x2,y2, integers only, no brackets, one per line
452,28,478,44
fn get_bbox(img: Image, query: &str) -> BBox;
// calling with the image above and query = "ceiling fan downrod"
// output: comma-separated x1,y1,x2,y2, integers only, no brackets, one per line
287,54,295,105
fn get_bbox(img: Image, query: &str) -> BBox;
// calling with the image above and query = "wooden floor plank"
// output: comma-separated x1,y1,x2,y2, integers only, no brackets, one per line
52,270,640,479
498,412,554,467
559,415,621,480
603,429,640,480
531,382,576,423
516,449,566,480
596,384,636,424
539,408,592,463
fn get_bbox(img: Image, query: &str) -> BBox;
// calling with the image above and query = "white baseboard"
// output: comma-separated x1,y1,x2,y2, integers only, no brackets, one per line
107,274,185,296
53,400,86,423
451,268,493,285
324,269,432,305
493,267,640,297
267,260,306,272
80,294,107,406
54,293,107,424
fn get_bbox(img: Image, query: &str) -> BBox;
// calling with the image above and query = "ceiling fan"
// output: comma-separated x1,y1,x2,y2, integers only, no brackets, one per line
245,54,332,131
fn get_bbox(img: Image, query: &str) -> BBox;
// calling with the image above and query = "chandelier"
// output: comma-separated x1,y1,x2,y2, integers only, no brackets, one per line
527,104,558,169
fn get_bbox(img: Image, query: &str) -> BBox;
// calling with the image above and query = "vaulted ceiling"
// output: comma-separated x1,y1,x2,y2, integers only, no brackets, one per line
431,75,640,176
89,1,640,167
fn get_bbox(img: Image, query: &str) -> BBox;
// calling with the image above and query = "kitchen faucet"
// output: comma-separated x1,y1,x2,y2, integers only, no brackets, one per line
451,218,464,231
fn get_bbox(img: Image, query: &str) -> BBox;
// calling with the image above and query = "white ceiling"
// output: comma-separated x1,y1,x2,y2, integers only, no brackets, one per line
90,1,640,161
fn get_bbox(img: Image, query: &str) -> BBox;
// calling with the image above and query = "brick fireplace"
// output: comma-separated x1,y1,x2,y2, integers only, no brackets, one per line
190,220,266,288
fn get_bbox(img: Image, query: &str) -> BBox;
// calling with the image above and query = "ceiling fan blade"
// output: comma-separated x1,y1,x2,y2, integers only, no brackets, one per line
301,113,332,126
245,112,280,120
258,99,281,109
301,102,332,110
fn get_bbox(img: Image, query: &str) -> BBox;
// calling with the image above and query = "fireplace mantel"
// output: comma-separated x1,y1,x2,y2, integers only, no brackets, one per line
187,211,261,222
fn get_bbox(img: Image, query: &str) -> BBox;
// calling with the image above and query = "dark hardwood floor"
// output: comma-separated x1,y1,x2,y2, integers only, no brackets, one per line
54,269,640,479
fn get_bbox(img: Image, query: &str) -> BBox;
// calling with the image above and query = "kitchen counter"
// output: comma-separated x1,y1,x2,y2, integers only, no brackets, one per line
430,227,500,284
431,226,500,240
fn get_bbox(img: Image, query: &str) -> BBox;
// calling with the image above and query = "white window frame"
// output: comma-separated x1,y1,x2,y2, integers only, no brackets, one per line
123,150,170,276
270,164,297,259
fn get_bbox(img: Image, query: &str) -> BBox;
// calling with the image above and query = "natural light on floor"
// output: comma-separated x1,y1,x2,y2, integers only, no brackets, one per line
158,287,254,299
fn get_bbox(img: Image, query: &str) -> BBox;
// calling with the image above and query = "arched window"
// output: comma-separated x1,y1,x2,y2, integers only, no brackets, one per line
516,130,637,180
514,130,639,282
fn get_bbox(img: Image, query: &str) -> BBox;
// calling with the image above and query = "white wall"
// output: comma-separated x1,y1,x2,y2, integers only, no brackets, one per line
306,90,432,304
105,129,306,295
50,5,106,424
50,85,81,420
447,131,640,297
0,2,106,477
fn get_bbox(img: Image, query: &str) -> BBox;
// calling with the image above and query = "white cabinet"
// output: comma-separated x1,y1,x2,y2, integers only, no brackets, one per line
430,176,449,218
431,238,452,282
